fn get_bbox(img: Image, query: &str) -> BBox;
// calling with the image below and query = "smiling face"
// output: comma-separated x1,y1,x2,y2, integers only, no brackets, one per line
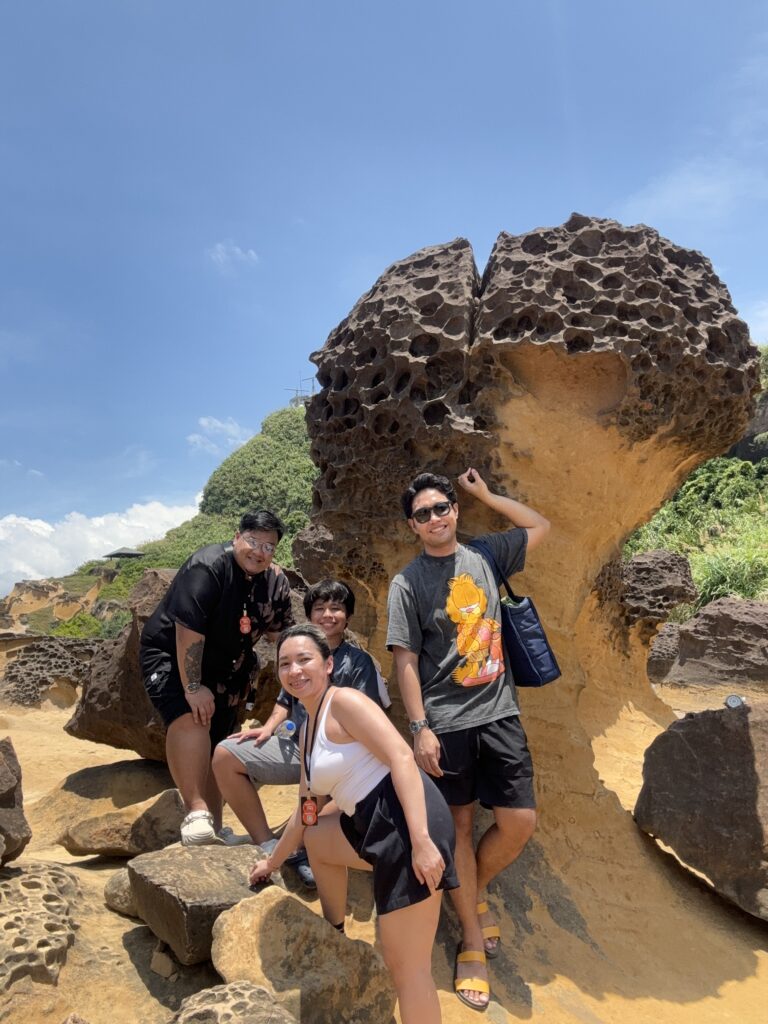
232,529,279,576
277,635,334,706
309,599,349,649
409,486,459,555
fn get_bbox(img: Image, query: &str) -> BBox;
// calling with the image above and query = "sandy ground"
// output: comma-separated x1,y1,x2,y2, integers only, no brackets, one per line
2,697,768,1024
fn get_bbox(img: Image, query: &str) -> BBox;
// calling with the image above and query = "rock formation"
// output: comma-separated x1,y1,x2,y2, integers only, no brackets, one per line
0,636,100,708
103,868,139,918
57,787,185,857
211,886,396,1024
728,387,768,462
128,844,276,965
172,982,299,1024
0,737,32,865
294,215,763,1007
634,704,768,921
0,862,80,991
648,597,768,687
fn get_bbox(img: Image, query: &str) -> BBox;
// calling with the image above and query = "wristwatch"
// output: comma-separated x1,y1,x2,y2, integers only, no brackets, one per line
409,719,430,734
185,681,202,694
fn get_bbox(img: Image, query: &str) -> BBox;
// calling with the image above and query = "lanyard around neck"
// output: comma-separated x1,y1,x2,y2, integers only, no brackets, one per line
303,686,331,791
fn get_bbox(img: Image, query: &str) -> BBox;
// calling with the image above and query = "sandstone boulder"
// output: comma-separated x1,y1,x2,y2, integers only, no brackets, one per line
0,737,32,865
0,862,80,992
103,867,138,917
128,844,276,964
634,704,768,921
211,886,395,1024
32,758,174,850
64,570,173,760
649,597,768,687
172,981,299,1024
58,787,185,857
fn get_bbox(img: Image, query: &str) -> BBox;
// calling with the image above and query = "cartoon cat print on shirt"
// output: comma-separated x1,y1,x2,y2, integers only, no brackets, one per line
445,573,504,686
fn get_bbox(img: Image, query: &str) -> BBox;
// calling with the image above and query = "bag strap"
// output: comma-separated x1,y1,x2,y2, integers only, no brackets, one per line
467,537,523,602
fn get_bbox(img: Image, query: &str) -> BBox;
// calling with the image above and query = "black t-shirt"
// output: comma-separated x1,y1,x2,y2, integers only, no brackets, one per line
140,542,294,687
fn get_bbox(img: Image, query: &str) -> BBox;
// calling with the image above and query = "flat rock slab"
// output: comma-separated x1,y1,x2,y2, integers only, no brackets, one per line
0,737,32,865
635,704,768,921
212,886,395,1024
128,844,274,965
0,862,80,992
172,981,298,1023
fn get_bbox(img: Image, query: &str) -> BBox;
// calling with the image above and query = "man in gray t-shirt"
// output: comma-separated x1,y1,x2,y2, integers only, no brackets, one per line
386,467,550,1011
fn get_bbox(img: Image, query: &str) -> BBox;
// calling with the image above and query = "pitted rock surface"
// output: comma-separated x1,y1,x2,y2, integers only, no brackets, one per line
172,982,298,1024
648,597,768,686
647,622,682,683
635,705,768,921
0,862,80,991
0,737,31,865
211,886,395,1024
0,637,100,708
128,844,277,965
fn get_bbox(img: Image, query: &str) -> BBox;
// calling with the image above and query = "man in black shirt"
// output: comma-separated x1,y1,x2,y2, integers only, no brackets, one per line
141,510,294,846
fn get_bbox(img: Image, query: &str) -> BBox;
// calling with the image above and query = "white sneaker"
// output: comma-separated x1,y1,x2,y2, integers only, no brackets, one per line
218,826,253,846
180,810,223,847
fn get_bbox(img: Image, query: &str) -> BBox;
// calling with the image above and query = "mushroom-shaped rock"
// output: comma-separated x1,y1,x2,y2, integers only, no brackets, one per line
294,215,763,1003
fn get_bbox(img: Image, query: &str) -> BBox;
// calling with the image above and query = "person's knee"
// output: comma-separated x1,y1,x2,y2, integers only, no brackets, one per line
497,807,537,847
450,804,475,840
211,744,237,777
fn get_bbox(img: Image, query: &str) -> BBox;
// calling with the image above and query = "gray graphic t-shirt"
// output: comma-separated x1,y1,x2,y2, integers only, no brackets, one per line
386,530,527,734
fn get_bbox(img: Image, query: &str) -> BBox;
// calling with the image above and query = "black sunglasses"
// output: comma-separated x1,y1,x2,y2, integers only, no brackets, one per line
411,501,453,524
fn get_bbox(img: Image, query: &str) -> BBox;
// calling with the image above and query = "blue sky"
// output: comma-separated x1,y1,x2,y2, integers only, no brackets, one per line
1,0,767,594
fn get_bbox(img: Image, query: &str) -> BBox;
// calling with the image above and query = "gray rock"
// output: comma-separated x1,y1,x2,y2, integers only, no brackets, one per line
0,737,32,865
172,981,298,1023
0,862,80,992
103,868,139,917
647,622,681,682
0,637,100,708
128,844,276,965
634,704,768,921
650,597,768,686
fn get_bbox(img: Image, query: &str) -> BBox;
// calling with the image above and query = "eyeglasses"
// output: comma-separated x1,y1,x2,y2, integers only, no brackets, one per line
241,536,276,554
411,501,453,524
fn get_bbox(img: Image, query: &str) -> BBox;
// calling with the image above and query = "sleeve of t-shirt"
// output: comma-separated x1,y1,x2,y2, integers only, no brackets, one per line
165,561,223,634
275,687,292,710
338,647,383,706
386,577,423,653
478,528,528,579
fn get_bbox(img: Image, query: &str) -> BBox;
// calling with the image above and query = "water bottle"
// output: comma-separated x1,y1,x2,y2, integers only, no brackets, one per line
274,720,298,741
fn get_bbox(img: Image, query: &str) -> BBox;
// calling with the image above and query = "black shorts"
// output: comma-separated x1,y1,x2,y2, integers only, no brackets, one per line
140,647,239,750
434,714,536,810
340,769,459,915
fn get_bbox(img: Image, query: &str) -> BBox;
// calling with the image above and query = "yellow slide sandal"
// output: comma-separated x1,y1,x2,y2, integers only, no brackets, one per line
454,944,490,1013
477,900,501,959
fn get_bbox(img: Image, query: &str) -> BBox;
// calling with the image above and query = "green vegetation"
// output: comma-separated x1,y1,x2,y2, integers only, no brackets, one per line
625,456,768,610
51,611,103,638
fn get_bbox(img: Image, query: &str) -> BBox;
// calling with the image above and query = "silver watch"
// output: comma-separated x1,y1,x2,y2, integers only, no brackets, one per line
185,680,202,694
409,718,430,734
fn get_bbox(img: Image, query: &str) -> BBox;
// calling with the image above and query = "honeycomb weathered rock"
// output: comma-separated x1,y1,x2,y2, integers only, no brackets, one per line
0,637,100,708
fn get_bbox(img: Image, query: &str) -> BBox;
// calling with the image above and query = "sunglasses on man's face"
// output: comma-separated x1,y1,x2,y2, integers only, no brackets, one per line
411,501,453,525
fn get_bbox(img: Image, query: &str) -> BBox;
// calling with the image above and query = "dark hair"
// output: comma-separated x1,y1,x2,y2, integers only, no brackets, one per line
276,623,332,662
401,472,457,519
239,510,285,542
303,579,356,618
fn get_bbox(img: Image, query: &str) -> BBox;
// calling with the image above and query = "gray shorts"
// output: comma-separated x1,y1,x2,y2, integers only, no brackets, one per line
217,734,300,787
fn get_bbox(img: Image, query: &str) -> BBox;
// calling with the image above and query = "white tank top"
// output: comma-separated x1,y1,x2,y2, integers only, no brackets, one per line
307,691,389,816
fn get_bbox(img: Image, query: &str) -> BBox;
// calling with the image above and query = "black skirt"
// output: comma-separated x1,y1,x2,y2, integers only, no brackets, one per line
339,768,459,915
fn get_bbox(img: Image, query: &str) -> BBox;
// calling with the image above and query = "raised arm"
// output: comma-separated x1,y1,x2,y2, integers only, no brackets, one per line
175,622,215,727
458,467,550,552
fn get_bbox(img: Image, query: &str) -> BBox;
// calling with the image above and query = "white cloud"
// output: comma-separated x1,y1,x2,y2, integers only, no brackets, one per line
0,498,198,598
744,300,768,345
617,159,768,228
186,416,253,456
207,240,259,272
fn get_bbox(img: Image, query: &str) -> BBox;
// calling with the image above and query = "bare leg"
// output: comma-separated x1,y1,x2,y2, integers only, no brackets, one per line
211,746,273,843
378,892,442,1024
476,807,537,953
303,810,370,926
447,803,488,1008
166,713,214,815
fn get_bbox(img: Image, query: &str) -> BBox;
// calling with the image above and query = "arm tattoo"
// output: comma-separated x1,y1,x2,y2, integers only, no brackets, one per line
184,639,204,687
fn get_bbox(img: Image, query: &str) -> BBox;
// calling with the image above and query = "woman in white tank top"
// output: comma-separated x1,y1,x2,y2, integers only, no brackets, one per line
249,624,458,1024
